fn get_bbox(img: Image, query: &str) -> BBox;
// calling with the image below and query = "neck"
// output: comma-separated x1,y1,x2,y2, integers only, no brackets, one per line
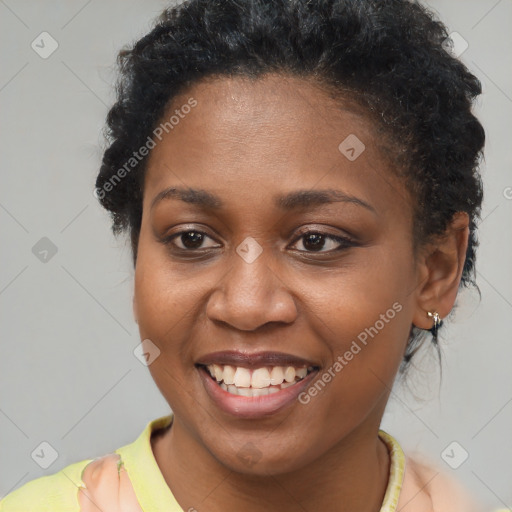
152,416,391,512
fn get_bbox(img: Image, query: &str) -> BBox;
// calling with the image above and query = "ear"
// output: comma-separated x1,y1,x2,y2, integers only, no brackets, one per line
412,212,470,330
133,295,139,325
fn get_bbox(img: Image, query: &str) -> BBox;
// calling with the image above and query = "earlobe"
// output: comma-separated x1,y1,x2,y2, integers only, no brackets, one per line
412,212,470,330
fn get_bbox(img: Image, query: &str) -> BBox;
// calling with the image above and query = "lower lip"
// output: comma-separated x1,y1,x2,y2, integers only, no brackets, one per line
197,366,319,419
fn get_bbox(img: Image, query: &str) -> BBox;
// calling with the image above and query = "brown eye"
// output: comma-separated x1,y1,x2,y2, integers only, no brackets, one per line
177,231,205,249
289,231,355,253
165,230,220,251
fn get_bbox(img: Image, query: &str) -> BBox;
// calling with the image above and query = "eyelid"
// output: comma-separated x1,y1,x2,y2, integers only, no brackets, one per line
290,225,355,241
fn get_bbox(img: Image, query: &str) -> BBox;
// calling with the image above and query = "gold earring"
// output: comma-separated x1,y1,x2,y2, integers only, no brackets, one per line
427,311,441,340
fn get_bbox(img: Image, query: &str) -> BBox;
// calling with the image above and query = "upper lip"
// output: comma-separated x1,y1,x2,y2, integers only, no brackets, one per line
196,351,319,369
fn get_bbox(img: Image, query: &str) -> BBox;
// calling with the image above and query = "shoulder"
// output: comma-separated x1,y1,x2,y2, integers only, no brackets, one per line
0,415,170,512
1,452,143,512
399,453,486,512
0,457,93,512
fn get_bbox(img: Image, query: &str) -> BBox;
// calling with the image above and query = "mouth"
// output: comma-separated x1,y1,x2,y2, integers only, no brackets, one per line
199,363,317,397
195,351,320,418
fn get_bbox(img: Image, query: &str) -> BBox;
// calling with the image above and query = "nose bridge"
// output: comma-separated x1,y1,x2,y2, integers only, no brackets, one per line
230,242,274,300
206,237,297,331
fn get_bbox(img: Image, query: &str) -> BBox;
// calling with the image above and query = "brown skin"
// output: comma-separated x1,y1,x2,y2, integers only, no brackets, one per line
132,74,469,512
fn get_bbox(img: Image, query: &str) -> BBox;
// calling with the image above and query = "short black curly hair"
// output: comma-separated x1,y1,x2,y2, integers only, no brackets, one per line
95,0,485,374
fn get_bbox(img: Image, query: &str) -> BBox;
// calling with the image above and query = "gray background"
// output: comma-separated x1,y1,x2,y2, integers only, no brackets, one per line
1,0,511,509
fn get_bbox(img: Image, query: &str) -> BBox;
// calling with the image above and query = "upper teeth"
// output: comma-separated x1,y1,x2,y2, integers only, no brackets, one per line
206,364,311,389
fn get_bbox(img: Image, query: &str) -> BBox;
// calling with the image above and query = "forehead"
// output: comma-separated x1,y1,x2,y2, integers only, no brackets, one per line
143,73,411,218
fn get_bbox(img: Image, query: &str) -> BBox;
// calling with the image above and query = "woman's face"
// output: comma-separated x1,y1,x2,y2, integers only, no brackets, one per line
134,74,422,474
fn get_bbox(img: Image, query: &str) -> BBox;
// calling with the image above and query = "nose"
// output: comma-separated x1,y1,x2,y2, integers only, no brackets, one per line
206,248,298,331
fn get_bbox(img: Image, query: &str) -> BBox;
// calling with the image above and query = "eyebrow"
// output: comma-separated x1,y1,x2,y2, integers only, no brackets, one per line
150,186,376,215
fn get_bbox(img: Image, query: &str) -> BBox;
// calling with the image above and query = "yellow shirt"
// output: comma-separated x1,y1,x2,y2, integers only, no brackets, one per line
0,414,499,511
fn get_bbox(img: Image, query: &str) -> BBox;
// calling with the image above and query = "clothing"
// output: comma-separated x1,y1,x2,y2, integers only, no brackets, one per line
0,414,495,511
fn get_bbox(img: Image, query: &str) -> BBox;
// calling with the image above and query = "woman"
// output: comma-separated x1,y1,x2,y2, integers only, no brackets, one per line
1,0,503,511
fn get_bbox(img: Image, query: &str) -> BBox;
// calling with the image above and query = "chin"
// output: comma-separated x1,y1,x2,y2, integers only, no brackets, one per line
206,435,314,477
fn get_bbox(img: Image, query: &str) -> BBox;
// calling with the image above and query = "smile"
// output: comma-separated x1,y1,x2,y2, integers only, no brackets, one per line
195,351,320,418
204,364,315,397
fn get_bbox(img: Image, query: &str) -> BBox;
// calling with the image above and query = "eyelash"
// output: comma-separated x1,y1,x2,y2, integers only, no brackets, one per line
162,228,356,255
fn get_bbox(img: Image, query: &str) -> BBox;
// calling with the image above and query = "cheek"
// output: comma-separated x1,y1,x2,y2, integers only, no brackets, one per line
297,247,414,406
303,244,413,341
132,237,226,387
133,247,206,409
134,243,199,340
